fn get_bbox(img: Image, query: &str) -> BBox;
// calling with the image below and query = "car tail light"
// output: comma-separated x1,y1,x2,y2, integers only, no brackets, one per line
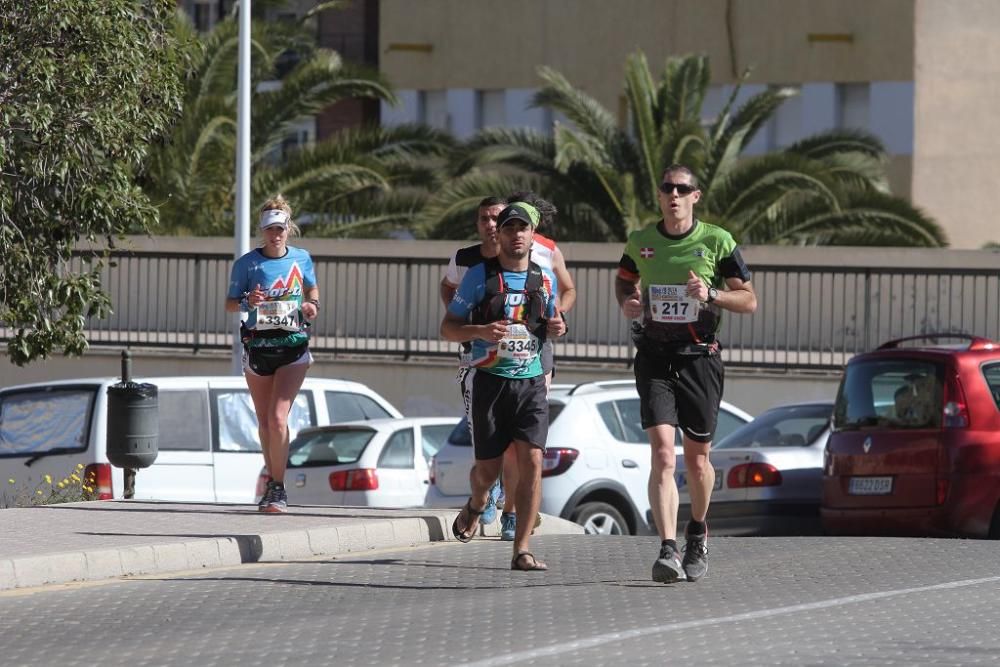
541,448,579,477
84,463,113,500
936,478,950,505
727,463,782,488
329,469,379,491
942,372,969,428
429,455,436,486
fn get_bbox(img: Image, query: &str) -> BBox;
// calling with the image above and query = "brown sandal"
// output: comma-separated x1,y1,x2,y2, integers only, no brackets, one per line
452,499,486,543
511,551,548,571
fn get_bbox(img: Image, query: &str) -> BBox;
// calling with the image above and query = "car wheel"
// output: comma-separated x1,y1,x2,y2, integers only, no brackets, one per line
572,501,628,535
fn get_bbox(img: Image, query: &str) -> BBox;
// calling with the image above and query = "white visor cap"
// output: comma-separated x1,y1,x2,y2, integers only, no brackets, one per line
259,209,290,230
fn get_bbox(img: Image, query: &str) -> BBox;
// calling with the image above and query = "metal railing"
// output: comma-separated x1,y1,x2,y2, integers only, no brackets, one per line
4,250,999,371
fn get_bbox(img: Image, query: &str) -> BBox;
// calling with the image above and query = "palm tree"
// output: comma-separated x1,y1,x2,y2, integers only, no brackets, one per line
422,52,946,246
140,7,453,237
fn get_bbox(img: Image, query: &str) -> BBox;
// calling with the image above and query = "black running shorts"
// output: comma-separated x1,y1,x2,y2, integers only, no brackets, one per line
633,346,725,443
244,343,310,376
540,340,555,375
467,369,548,460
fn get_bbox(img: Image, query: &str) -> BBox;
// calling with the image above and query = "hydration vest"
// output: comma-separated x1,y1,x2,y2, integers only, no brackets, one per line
471,258,549,342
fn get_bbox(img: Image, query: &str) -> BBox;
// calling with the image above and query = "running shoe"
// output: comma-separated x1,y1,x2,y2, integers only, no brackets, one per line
682,525,709,582
652,542,686,583
481,479,502,525
264,483,288,513
500,512,516,541
257,478,274,512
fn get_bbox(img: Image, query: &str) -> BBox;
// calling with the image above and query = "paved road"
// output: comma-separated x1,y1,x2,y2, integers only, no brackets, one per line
4,534,1000,666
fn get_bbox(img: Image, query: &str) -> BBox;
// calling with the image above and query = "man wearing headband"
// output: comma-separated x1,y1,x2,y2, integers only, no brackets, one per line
441,202,566,571
225,195,320,513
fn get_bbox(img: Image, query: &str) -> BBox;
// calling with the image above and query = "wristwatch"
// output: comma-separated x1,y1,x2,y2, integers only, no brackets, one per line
706,287,719,304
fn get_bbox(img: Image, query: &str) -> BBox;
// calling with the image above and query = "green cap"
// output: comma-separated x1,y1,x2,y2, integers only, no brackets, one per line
496,202,540,228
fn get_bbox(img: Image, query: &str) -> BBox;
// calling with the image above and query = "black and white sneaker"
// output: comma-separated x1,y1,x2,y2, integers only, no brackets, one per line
257,479,275,512
652,542,686,583
682,526,709,582
263,483,288,513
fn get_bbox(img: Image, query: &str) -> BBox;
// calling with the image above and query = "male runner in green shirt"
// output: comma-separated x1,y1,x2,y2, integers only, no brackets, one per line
615,164,757,583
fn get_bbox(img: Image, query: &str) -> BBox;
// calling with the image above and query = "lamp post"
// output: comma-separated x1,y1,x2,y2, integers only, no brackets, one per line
232,0,252,375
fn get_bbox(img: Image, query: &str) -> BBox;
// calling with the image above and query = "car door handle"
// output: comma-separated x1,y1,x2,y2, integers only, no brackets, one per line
622,459,639,469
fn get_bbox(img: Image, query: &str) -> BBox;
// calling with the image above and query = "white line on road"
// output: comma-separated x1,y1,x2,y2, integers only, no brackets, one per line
459,575,1000,667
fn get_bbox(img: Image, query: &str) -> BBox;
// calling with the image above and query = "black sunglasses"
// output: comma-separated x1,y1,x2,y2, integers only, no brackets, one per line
659,181,698,195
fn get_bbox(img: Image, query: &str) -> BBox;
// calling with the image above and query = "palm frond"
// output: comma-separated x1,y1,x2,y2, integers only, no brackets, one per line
252,55,395,158
623,52,660,198
661,54,710,124
533,66,620,149
785,128,887,162
703,86,798,190
416,171,542,239
453,127,558,177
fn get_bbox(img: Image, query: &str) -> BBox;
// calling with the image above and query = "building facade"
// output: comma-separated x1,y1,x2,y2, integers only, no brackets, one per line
379,0,1000,249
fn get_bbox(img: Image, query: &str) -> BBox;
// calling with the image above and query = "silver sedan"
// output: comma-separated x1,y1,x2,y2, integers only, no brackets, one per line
673,401,834,536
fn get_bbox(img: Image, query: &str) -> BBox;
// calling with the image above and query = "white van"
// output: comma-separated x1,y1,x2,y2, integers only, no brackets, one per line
0,376,402,504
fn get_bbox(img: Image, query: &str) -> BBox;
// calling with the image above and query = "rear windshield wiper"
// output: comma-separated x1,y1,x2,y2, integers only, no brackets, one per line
834,416,883,431
24,447,84,467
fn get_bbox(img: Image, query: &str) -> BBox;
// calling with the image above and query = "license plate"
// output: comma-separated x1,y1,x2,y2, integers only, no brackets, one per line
676,469,724,491
848,476,893,495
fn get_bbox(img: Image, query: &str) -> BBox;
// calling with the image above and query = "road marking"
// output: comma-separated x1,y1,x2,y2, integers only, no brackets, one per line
459,575,1000,667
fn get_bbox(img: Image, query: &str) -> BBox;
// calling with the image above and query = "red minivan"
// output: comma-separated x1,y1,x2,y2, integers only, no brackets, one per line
822,334,1000,538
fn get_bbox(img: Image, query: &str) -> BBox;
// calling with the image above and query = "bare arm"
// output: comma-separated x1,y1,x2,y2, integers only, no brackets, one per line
686,271,757,314
440,278,458,309
716,277,757,314
615,275,642,318
441,311,507,344
551,247,577,314
301,286,320,321
224,283,267,314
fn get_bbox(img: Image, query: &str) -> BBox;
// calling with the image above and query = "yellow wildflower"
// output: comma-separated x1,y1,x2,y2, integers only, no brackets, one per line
7,479,14,485
57,482,66,489
83,486,93,493
76,463,85,470
70,474,81,482
44,474,52,484
36,490,43,495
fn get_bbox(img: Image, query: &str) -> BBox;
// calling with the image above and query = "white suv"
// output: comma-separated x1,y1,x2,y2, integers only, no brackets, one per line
0,376,401,505
426,380,752,535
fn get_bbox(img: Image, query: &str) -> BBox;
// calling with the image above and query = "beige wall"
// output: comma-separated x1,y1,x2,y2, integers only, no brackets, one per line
912,0,1000,249
381,0,914,108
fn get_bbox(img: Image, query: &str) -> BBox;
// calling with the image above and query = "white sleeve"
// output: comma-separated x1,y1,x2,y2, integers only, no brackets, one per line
442,253,460,286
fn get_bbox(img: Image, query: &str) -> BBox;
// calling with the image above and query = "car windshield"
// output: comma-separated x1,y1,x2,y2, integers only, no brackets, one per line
832,359,943,431
288,429,375,467
446,402,565,447
715,403,833,449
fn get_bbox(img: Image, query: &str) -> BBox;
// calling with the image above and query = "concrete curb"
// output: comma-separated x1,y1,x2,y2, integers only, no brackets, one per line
0,510,582,591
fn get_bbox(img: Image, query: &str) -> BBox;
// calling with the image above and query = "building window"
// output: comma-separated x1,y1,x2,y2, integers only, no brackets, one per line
475,90,506,130
766,84,803,150
836,83,870,130
417,90,449,130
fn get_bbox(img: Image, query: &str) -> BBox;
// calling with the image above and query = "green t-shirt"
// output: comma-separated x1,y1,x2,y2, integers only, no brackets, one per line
619,219,743,344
